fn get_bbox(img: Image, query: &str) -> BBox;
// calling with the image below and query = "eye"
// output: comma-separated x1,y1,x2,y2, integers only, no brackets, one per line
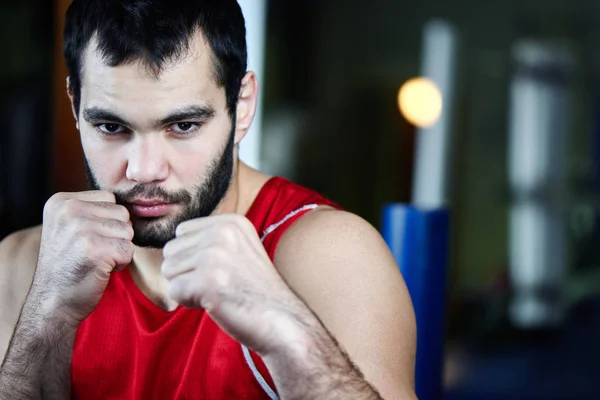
97,123,127,134
170,122,199,134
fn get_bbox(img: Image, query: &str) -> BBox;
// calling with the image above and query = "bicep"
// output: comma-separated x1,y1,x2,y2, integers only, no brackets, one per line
0,313,16,365
274,209,416,398
0,228,40,363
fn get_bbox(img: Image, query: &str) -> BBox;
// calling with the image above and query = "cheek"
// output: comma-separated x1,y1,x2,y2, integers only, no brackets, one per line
169,141,217,185
170,119,232,185
80,130,128,186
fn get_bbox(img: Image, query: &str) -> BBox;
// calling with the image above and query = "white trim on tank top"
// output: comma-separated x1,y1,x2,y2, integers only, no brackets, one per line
241,203,319,400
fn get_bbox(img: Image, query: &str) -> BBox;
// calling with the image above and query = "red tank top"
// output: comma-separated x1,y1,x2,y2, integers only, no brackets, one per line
71,177,339,399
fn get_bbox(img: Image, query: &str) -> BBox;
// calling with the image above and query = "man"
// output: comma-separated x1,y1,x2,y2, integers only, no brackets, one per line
0,0,417,398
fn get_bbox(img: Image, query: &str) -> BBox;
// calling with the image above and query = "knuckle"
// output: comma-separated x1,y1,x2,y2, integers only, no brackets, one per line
215,222,238,243
107,239,132,265
125,224,135,240
51,192,69,203
117,205,131,221
62,198,81,218
237,215,254,230
42,202,54,219
231,215,253,231
44,193,69,215
99,190,116,203
116,239,134,261
117,238,134,255
63,197,78,206
125,237,134,251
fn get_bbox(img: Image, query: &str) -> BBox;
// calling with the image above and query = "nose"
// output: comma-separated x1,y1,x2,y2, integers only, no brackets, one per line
126,136,169,184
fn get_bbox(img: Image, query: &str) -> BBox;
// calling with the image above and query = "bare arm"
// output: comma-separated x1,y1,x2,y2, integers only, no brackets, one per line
162,209,416,399
0,227,75,399
0,191,134,399
261,307,386,399
0,228,40,364
272,209,417,399
0,293,77,399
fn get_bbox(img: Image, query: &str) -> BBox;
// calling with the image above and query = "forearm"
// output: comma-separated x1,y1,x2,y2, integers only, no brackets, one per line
263,312,383,400
0,293,76,400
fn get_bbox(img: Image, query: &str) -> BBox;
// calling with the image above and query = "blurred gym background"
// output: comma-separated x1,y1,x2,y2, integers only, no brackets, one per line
2,0,600,398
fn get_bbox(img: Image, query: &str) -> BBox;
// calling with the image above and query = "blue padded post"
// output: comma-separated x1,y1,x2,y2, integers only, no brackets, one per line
382,204,450,400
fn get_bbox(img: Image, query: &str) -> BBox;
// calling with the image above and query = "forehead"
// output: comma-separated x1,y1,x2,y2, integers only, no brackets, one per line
79,31,224,115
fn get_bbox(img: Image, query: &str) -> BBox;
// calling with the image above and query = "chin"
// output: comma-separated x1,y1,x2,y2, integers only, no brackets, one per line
131,218,178,248
132,240,169,249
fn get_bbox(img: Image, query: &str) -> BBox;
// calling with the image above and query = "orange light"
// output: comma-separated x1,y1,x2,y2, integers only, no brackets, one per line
398,77,443,127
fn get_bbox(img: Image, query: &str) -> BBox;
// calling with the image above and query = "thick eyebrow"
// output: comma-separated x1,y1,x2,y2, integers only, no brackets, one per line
82,105,216,129
83,107,130,126
157,105,216,126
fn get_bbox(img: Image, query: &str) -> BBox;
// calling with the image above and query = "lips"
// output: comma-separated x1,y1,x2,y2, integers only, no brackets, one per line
129,199,175,218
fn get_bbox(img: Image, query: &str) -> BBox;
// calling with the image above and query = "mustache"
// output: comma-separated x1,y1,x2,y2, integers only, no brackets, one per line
113,184,192,204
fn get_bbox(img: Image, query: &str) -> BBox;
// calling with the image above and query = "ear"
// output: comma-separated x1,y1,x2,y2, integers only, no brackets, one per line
66,76,80,130
234,71,259,145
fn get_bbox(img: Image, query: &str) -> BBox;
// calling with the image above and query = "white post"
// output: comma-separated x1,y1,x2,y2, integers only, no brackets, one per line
508,40,572,328
411,20,458,209
237,0,267,170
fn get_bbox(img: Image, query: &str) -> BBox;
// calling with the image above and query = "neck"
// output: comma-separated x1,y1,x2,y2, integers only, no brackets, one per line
129,159,271,311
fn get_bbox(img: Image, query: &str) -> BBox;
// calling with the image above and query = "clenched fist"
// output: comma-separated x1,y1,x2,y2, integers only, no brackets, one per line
32,191,134,325
162,214,307,356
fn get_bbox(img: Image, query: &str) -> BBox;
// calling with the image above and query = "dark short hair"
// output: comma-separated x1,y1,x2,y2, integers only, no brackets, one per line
64,0,247,117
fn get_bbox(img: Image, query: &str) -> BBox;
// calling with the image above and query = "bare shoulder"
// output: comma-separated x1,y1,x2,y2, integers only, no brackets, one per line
0,225,41,308
274,207,416,398
275,207,394,268
0,225,42,361
273,207,408,297
0,225,42,279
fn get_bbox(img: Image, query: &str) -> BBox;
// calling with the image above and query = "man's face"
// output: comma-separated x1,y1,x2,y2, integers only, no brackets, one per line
77,33,235,248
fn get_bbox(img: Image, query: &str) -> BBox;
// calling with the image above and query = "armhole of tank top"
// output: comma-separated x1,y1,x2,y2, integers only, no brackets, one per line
240,203,319,400
260,204,319,241
241,345,279,400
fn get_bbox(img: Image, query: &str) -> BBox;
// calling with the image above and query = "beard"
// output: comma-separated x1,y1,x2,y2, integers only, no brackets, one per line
84,129,235,249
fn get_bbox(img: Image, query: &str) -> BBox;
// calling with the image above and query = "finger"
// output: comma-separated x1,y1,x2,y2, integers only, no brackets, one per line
161,247,203,280
113,263,128,272
65,190,116,203
167,272,206,309
85,235,134,271
86,217,134,241
106,238,135,270
175,217,212,237
175,214,244,237
86,202,131,223
163,229,211,259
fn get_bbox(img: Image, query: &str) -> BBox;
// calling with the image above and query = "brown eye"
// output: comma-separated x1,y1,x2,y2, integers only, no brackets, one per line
177,122,193,131
99,123,125,134
170,122,199,134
